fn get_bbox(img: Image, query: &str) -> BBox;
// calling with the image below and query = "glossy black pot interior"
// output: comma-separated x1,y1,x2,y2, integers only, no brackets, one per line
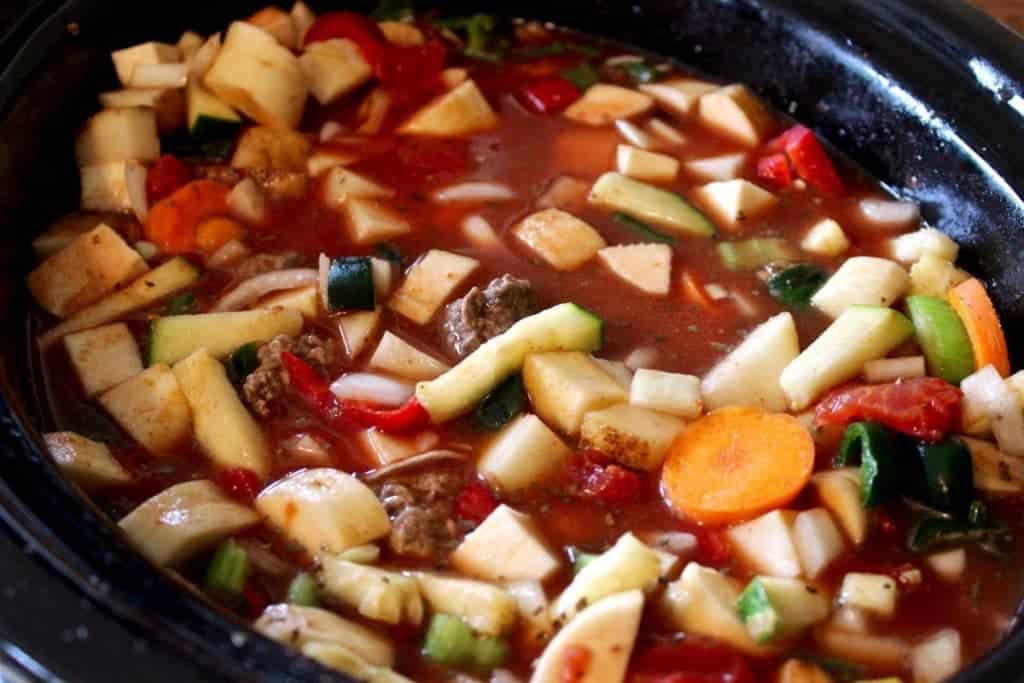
0,0,1022,680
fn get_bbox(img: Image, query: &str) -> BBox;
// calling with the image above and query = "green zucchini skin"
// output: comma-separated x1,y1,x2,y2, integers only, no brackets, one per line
327,257,375,312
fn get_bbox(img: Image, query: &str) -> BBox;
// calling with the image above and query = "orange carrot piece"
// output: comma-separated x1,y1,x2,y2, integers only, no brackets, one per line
144,180,230,255
948,278,1010,377
681,271,715,311
195,217,245,253
661,406,815,525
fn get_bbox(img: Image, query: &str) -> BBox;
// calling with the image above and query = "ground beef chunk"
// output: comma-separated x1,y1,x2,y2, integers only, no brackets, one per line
375,468,465,561
232,251,303,281
242,333,338,417
443,275,538,357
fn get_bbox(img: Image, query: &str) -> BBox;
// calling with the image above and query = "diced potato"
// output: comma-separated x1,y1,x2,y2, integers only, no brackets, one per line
44,431,131,490
513,208,606,271
368,332,450,381
888,228,959,264
695,179,777,228
231,125,310,176
307,149,360,176
322,167,395,208
926,548,966,583
378,21,424,46
290,1,316,43
204,21,308,128
531,590,644,683
256,468,390,557
339,309,382,359
811,257,909,318
909,251,955,298
580,403,684,471
98,364,191,454
813,623,910,670
399,80,498,136
111,41,180,86
344,198,413,244
118,479,260,566
911,629,961,683
727,510,802,578
505,580,554,644
564,84,654,126
638,78,718,118
646,118,686,145
862,356,926,383
597,243,672,295
554,532,661,621
387,249,479,324
450,505,562,582
64,323,142,396
629,368,702,419
299,39,373,105
75,107,159,166
32,213,109,258
698,84,774,146
440,67,468,89
616,144,679,183
255,603,395,668
777,660,833,683
247,7,298,49
319,556,423,626
683,153,748,181
79,162,132,212
176,31,203,59
702,312,799,412
127,63,188,89
838,573,897,618
98,88,185,135
594,357,633,389
812,468,867,544
792,508,845,579
523,351,628,436
357,428,431,466
258,284,319,318
478,414,572,492
801,218,850,258
415,573,517,636
962,436,1024,494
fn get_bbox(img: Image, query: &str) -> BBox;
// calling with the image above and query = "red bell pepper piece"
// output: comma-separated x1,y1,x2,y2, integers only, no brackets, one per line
755,152,794,189
565,451,644,503
216,467,263,504
303,11,386,65
628,638,755,683
815,377,963,442
519,75,581,113
281,351,431,433
453,481,499,525
763,124,846,196
146,154,192,204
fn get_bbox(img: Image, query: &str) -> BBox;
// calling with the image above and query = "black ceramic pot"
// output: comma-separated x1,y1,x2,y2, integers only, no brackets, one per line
0,1,1022,681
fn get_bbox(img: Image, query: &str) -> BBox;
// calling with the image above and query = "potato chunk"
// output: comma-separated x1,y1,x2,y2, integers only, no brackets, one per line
75,107,160,165
388,249,479,324
98,363,192,454
513,208,606,271
344,198,412,244
524,351,627,436
450,505,562,582
299,39,373,105
111,41,180,87
564,84,654,126
698,84,774,146
64,322,143,396
597,243,672,295
696,179,777,228
580,403,684,471
399,80,498,136
368,332,450,380
44,431,131,491
638,78,718,118
478,414,572,492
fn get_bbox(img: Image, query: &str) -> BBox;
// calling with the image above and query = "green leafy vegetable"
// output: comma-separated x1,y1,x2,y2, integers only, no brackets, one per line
561,62,600,91
371,0,415,21
834,421,904,507
165,292,196,315
205,539,249,594
473,374,526,430
287,572,320,607
915,438,974,515
613,212,677,245
767,264,828,309
226,342,260,385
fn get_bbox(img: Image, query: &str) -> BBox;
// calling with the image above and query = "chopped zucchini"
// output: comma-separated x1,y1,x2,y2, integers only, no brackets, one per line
75,107,160,166
523,350,627,436
580,403,684,470
147,308,303,366
98,363,191,454
780,306,914,411
172,348,271,478
299,39,373,105
388,249,479,324
727,510,802,579
512,208,606,271
683,152,748,181
554,532,661,622
256,468,391,557
472,374,526,431
616,144,679,183
811,256,909,318
324,256,375,312
415,573,517,636
888,228,959,264
597,243,672,295
589,172,715,237
368,332,450,381
323,167,395,207
718,238,797,271
338,309,382,359
736,576,830,643
801,218,850,258
344,198,412,244
118,479,259,566
478,413,572,492
111,41,180,87
450,504,562,582
319,556,423,626
186,82,241,140
792,508,845,579
44,431,131,491
629,368,702,419
767,265,828,310
696,179,777,229
697,84,774,146
399,80,498,136
254,603,395,669
563,84,654,126
905,295,975,383
702,312,799,412
64,322,143,396
811,468,867,545
638,78,718,118
837,573,898,618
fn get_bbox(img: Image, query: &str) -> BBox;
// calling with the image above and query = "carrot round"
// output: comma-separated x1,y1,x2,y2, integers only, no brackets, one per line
144,179,230,254
948,278,1010,377
196,216,245,253
661,406,814,525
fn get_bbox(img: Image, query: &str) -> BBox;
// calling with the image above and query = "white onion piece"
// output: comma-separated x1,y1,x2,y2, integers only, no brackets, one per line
462,214,504,250
858,198,920,228
961,365,1024,456
704,283,729,300
605,54,644,66
188,33,221,77
291,1,316,45
357,89,391,135
128,63,188,89
125,161,149,223
207,239,251,268
134,241,159,261
624,346,659,370
319,120,344,143
227,178,268,225
212,268,318,312
646,118,686,145
729,289,760,317
643,531,698,556
432,182,516,204
330,372,414,407
614,119,659,149
362,450,466,482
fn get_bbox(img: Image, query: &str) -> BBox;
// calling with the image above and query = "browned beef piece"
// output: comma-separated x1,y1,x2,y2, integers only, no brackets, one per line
443,275,538,357
375,468,465,561
242,333,338,418
231,251,303,281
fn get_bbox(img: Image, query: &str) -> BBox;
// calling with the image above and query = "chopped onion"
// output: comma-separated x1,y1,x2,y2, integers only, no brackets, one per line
614,119,659,149
858,198,920,228
462,215,504,250
207,239,250,268
862,356,926,383
704,283,729,300
362,449,466,482
212,268,318,312
646,118,686,145
643,531,698,556
371,257,394,298
432,182,516,204
134,241,159,261
188,33,221,77
319,120,344,143
330,372,415,407
318,253,330,308
280,433,330,464
290,1,316,44
128,63,188,89
961,365,1024,456
227,178,268,225
729,289,760,317
124,161,149,223
624,346,659,370
536,176,589,210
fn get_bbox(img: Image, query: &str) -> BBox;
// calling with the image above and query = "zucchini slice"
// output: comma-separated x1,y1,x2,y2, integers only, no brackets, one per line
147,308,303,366
589,172,715,237
323,256,375,312
187,82,241,141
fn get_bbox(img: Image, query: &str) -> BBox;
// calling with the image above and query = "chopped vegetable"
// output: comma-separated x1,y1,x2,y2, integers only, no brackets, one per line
906,295,975,383
165,291,196,315
697,179,778,228
519,75,582,114
453,481,499,525
612,212,676,244
450,504,562,581
756,152,794,189
561,62,600,91
226,342,259,385
834,421,903,507
324,256,375,312
472,374,526,430
768,264,828,309
810,256,909,319
815,377,963,442
948,278,1010,377
590,172,715,237
205,539,250,595
287,572,319,607
736,576,829,644
145,179,230,254
477,414,572,492
718,239,795,271
147,154,192,204
565,451,644,503
764,125,846,197
148,308,303,365
371,0,414,22
915,438,974,515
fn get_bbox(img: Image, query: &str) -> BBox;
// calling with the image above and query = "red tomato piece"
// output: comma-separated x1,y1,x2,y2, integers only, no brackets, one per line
376,39,447,96
693,527,733,565
146,154,192,204
567,451,644,503
755,152,793,189
765,125,845,196
519,76,582,113
454,481,499,525
242,580,270,619
814,377,963,442
628,638,755,683
561,644,592,683
304,11,385,65
216,467,263,504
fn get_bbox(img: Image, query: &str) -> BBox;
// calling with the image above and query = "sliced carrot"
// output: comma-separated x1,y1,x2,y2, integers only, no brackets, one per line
195,217,245,253
661,406,814,525
948,278,1010,377
144,179,230,254
681,270,715,312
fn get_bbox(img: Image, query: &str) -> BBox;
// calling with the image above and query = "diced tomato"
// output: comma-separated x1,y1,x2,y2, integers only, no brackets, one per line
755,152,793,189
764,125,845,196
376,39,447,97
241,580,270,619
216,467,263,504
519,76,581,113
454,481,499,525
561,644,592,683
693,527,732,565
628,638,755,683
303,11,385,64
567,451,644,503
815,377,963,442
146,154,192,204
